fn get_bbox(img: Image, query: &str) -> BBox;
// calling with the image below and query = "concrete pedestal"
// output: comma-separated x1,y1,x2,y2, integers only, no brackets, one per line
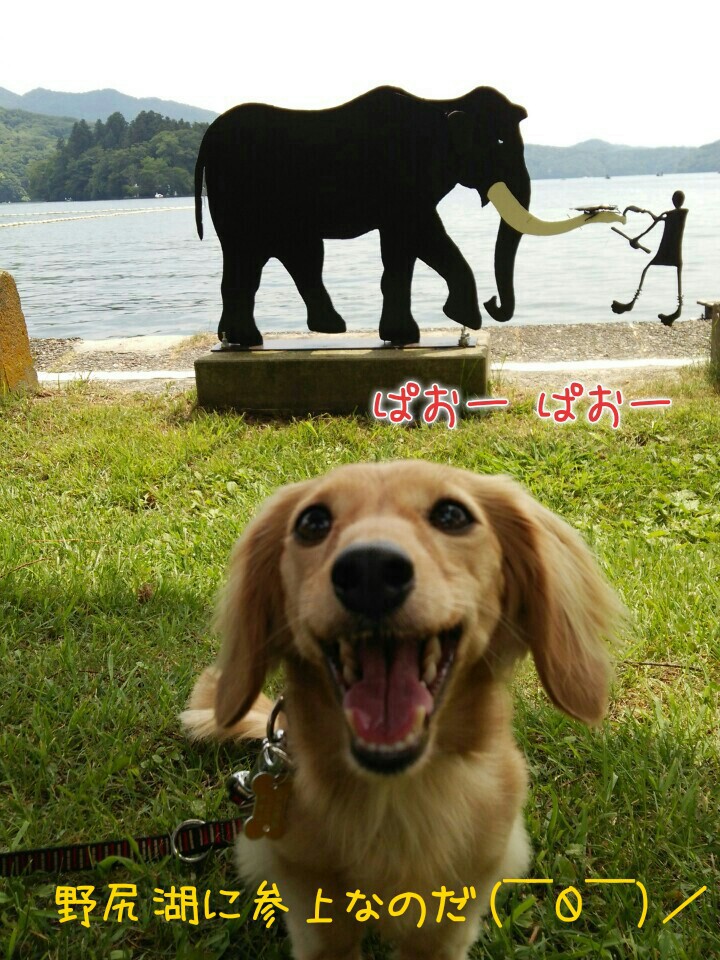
195,333,490,416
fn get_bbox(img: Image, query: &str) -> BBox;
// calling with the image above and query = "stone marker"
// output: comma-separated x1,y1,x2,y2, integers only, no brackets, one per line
195,333,490,416
0,272,38,393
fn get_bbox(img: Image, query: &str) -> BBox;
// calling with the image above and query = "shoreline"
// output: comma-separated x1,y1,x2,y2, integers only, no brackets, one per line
29,317,712,374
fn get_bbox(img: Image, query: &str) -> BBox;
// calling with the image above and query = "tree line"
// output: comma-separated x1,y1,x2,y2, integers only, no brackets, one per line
26,111,208,201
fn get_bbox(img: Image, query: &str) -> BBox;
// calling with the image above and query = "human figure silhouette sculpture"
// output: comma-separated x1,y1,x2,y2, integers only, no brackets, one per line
611,191,687,326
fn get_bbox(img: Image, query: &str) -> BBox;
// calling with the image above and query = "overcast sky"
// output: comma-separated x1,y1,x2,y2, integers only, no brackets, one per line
4,0,716,147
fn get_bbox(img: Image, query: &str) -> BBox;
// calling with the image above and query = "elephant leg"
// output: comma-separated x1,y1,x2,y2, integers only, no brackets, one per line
276,238,346,334
218,241,268,347
378,227,420,345
417,212,482,330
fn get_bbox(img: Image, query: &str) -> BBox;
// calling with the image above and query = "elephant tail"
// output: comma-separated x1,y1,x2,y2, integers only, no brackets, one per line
194,141,205,240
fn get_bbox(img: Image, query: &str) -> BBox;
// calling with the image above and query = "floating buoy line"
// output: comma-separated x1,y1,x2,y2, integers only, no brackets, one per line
0,206,194,228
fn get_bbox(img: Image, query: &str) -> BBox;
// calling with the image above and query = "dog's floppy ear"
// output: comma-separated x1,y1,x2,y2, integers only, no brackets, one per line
214,482,307,729
475,476,623,725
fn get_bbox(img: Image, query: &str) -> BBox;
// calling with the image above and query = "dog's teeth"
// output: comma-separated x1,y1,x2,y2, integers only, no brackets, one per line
412,706,426,737
422,660,437,686
423,636,442,669
339,637,359,684
345,709,358,736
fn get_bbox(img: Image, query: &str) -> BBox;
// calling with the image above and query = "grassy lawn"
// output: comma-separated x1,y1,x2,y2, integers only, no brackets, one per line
0,372,718,959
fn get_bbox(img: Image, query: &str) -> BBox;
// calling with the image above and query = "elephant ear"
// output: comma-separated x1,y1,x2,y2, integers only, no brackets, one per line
447,111,480,193
447,110,473,158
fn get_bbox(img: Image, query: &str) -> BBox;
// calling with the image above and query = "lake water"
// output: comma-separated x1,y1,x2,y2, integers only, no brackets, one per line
1,172,718,340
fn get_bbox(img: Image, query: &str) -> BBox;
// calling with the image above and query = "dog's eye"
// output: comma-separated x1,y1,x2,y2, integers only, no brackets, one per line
429,499,475,533
294,504,333,544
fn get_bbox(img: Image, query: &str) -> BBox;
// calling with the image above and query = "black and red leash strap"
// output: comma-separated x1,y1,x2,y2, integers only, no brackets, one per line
0,817,245,878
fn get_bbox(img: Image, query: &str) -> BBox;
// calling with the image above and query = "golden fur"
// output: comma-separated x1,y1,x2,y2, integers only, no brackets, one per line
183,461,622,960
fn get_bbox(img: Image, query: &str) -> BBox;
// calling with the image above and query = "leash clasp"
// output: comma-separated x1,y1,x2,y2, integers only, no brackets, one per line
226,696,293,840
262,695,292,772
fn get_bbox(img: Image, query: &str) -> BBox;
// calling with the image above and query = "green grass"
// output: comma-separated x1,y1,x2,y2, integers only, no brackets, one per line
0,374,718,959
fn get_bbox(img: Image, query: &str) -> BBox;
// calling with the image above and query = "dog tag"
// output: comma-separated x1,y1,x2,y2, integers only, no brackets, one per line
243,772,291,840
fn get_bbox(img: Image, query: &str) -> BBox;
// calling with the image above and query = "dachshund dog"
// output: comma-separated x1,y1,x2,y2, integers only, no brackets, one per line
183,461,621,960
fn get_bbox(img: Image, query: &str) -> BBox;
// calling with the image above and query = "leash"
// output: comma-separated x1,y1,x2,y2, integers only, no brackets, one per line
0,817,244,877
0,699,291,878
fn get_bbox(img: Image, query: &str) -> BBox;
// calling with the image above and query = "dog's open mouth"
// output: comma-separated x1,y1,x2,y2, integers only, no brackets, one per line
323,624,462,773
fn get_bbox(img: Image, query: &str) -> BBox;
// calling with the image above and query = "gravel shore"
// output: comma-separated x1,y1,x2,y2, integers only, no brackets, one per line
30,316,711,374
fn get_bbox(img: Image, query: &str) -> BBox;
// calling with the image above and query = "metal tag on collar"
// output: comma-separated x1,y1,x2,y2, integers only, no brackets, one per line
243,770,291,840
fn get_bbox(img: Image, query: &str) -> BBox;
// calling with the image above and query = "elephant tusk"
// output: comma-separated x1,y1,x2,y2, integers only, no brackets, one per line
488,182,626,236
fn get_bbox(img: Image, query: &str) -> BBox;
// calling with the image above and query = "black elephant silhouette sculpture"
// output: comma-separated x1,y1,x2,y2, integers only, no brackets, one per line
195,86,624,347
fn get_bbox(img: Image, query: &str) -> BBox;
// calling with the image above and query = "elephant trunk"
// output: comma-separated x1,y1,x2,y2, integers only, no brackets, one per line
482,178,626,323
483,172,530,323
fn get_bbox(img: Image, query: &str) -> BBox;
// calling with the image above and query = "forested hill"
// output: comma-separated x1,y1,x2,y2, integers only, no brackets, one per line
0,108,76,202
525,139,720,179
0,87,217,124
10,111,208,202
1,103,719,203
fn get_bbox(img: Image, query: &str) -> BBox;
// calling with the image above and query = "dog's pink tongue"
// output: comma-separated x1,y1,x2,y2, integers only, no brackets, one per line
343,643,432,745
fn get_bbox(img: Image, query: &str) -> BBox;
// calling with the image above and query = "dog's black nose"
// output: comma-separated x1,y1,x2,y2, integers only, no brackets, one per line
331,542,414,619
